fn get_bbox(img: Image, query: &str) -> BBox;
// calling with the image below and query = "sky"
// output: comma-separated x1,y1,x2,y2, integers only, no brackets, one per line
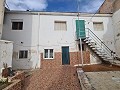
6,0,105,13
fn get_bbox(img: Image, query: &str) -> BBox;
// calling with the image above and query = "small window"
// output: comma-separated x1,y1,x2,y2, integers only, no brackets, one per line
44,49,54,59
54,21,67,31
19,50,28,59
12,22,23,30
78,44,86,51
93,22,104,31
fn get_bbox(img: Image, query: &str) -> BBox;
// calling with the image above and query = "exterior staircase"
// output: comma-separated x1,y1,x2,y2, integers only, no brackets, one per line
76,28,120,66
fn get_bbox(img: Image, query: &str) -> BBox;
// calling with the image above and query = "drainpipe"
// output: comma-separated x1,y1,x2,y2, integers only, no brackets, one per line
77,0,84,67
36,12,40,68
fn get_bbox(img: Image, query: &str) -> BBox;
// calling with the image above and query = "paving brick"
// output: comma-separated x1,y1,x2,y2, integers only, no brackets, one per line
24,66,81,90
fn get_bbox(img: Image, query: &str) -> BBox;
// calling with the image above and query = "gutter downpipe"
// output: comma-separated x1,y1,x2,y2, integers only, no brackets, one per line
36,12,40,69
77,0,84,67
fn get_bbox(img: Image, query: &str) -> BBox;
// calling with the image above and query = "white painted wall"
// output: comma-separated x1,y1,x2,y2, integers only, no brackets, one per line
0,0,5,39
39,14,114,51
0,40,13,74
2,12,115,69
112,9,120,57
2,13,40,69
39,15,78,53
39,14,114,64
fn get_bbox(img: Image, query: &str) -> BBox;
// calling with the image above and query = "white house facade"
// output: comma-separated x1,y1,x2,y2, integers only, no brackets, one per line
2,11,116,69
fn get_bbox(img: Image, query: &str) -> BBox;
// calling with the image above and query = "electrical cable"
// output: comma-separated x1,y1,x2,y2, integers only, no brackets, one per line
88,0,106,24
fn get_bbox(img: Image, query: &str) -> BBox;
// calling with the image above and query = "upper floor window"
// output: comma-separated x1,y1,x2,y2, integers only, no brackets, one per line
19,50,28,59
93,22,104,31
11,20,23,30
54,21,67,31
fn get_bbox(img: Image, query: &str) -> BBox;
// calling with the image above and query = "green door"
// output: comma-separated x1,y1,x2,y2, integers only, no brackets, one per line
76,20,86,39
62,46,70,65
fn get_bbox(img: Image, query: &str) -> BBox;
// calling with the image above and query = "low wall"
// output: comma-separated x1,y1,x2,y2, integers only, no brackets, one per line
10,71,25,87
0,40,13,74
2,71,25,90
3,80,21,90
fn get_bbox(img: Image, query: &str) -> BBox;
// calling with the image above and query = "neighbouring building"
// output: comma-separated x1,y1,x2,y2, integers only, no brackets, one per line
0,0,5,39
0,0,13,74
2,11,115,69
99,0,120,59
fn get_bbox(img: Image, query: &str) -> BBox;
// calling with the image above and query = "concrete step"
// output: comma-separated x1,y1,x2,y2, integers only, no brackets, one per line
98,54,107,57
84,38,92,42
94,50,105,53
101,56,107,59
103,58,113,61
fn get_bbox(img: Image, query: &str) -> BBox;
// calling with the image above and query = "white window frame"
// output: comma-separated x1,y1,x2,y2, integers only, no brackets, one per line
11,19,23,30
54,21,67,31
43,49,54,59
18,50,28,59
93,22,104,31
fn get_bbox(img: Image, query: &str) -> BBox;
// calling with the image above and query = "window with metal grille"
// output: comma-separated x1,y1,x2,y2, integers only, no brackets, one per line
54,21,67,31
93,22,104,31
19,50,28,59
12,22,23,30
44,49,54,59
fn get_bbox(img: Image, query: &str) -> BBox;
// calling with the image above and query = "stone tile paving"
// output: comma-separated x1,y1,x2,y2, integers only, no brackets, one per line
85,71,120,90
23,66,81,90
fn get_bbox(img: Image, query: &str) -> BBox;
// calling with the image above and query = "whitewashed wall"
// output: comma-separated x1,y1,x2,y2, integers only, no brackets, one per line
2,13,40,69
2,12,115,69
113,9,120,57
39,14,114,64
39,15,78,53
0,40,13,74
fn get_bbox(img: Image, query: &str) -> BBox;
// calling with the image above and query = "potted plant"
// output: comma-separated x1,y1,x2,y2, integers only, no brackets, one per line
2,63,8,78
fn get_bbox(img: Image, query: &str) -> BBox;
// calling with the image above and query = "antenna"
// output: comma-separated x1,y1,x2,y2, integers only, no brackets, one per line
77,0,80,20
5,0,10,10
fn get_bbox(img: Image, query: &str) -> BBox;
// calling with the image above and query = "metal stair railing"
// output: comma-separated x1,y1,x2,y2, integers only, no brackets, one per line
85,28,115,61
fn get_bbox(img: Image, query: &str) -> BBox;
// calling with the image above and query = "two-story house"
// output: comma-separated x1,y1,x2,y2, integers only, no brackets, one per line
2,10,116,69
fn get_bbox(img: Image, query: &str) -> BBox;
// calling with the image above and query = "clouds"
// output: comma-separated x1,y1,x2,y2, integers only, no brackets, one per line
6,0,48,11
6,0,105,13
78,0,105,13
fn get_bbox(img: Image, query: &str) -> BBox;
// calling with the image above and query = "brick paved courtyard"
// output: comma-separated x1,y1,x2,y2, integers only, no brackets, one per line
23,66,81,90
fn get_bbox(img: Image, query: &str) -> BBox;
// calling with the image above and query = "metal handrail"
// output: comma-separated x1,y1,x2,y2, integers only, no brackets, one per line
87,29,112,56
76,28,115,59
86,28,113,53
86,30,112,57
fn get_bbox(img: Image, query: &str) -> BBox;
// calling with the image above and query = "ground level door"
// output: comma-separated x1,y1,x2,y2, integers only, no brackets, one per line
62,46,70,65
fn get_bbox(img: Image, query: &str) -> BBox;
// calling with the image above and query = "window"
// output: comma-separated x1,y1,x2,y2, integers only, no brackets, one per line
12,21,23,30
93,22,104,31
44,49,54,59
54,21,67,31
78,44,86,51
19,50,28,59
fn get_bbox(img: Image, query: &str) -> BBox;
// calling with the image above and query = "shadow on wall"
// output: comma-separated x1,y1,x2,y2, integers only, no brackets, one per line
103,18,115,53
